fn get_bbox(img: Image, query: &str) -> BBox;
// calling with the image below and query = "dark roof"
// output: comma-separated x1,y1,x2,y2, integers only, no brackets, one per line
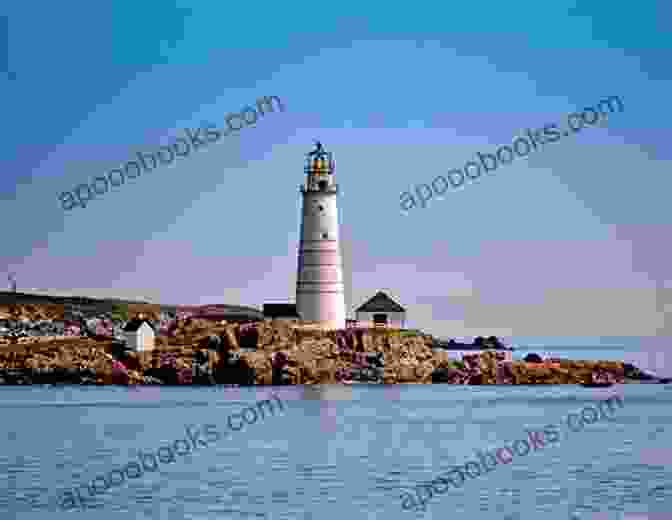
355,291,405,313
263,304,301,319
122,318,156,332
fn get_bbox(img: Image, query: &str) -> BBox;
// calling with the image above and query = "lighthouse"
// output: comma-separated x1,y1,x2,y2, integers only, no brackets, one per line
296,142,346,330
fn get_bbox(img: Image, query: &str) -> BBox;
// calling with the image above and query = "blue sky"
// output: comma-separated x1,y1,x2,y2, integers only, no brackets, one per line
2,1,671,373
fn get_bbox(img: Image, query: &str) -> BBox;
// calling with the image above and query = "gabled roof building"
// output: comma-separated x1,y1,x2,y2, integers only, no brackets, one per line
354,291,406,329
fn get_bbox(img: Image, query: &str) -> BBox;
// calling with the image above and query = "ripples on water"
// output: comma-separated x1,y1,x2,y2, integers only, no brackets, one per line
0,384,670,519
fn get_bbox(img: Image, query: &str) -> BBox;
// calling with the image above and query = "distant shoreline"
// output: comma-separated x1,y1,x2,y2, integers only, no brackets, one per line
432,344,514,351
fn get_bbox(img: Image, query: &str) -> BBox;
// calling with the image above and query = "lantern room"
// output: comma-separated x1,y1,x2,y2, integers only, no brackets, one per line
302,143,337,192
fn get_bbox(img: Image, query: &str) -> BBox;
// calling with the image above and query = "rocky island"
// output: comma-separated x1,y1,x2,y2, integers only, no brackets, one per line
0,293,668,386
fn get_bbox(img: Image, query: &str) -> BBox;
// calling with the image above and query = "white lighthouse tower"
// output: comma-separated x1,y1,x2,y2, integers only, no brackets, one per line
296,142,346,330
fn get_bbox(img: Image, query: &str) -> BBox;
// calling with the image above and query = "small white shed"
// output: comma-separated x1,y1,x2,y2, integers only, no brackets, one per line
122,317,156,351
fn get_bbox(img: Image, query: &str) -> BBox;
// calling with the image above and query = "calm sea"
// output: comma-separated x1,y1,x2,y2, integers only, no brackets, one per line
0,355,670,519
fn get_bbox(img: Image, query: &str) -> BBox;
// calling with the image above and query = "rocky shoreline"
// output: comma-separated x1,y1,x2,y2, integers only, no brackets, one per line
0,321,669,386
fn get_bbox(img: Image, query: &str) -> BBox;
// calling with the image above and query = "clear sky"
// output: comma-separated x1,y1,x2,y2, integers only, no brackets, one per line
2,1,670,374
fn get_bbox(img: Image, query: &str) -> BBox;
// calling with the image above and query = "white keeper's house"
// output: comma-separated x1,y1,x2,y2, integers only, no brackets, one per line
354,291,406,329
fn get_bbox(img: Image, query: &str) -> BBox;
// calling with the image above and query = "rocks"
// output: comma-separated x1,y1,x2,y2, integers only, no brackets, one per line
431,367,458,383
138,352,178,384
224,327,239,351
349,352,384,383
430,352,489,384
271,351,288,368
203,335,222,351
508,358,624,385
431,363,470,384
426,351,626,385
591,367,622,384
227,351,241,365
0,366,99,385
271,351,291,385
214,351,255,385
346,367,384,383
0,368,32,384
144,367,174,384
496,361,514,384
239,324,259,350
335,351,385,383
622,363,669,384
111,359,129,385
623,362,656,381
192,349,214,384
0,321,641,386
177,367,193,385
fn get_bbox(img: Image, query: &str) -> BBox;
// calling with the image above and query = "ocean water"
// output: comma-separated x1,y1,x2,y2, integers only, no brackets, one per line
0,383,671,520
